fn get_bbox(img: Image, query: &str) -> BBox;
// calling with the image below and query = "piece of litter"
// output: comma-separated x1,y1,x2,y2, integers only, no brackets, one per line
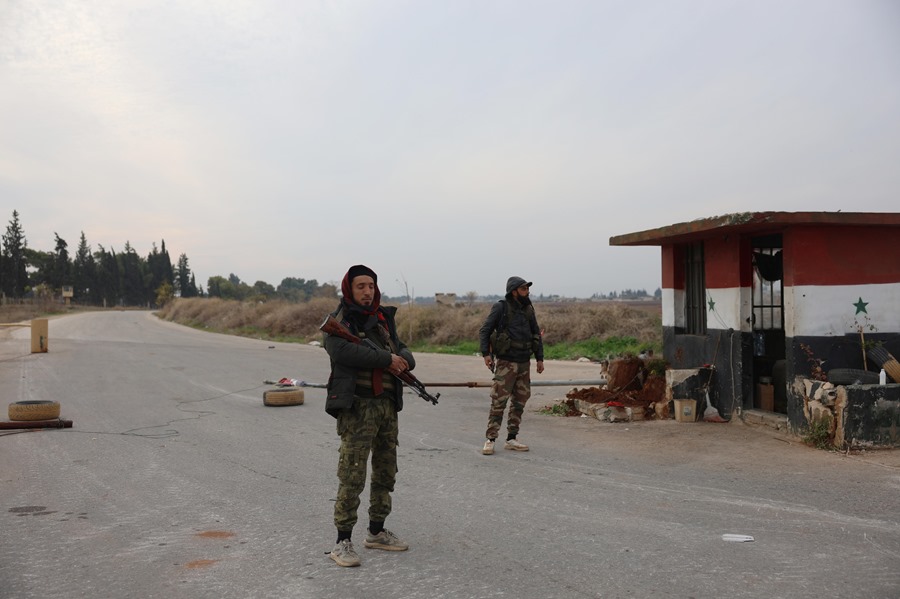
722,534,754,542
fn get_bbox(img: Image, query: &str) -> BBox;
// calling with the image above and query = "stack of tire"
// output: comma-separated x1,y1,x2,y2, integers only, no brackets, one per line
867,346,900,383
827,346,900,385
263,386,304,407
826,369,880,385
8,400,61,421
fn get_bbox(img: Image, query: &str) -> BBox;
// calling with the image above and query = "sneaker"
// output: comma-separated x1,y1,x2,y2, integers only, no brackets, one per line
504,438,529,451
329,539,360,567
364,528,409,551
482,439,495,455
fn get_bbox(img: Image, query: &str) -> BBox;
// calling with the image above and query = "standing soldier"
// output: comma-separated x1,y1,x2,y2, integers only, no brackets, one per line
323,264,415,567
479,276,544,455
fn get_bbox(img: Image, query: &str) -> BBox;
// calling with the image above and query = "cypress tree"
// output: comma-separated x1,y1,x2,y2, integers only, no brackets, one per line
1,210,29,298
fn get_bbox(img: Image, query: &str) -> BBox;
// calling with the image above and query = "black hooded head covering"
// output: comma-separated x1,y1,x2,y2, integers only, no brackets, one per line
342,265,380,305
506,276,532,294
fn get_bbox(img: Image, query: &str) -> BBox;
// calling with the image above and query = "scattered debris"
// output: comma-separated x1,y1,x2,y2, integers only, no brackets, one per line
722,534,755,542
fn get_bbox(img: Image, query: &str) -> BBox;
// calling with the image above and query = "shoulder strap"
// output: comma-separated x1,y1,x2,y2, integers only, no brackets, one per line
500,301,535,331
497,300,510,333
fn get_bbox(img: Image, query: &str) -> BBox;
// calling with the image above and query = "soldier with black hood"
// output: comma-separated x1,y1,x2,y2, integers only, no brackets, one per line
323,264,415,567
478,276,544,455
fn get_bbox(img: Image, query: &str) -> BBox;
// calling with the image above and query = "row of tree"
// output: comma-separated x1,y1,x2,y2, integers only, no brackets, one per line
1,210,661,308
0,210,201,306
0,210,337,307
205,274,336,303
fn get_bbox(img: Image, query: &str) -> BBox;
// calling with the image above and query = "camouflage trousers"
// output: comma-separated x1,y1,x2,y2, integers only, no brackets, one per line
334,395,399,532
485,359,531,440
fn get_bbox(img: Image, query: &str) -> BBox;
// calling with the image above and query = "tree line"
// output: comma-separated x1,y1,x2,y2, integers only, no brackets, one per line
0,210,337,307
1,209,659,307
591,288,662,300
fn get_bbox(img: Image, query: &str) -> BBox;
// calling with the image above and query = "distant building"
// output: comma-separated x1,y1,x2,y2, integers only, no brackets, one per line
435,293,457,306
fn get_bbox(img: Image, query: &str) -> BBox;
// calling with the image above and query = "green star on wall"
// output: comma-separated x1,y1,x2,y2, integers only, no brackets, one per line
853,297,868,314
708,297,716,312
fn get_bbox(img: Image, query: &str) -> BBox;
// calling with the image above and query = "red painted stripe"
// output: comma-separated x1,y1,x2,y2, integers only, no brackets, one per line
786,226,900,285
662,246,681,290
705,237,742,288
658,224,900,290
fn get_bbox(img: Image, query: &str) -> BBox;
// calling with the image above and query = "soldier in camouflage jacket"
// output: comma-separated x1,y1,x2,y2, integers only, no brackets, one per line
323,264,415,566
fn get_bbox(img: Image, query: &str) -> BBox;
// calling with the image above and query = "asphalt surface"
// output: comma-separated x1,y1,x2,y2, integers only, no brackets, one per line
1,310,899,599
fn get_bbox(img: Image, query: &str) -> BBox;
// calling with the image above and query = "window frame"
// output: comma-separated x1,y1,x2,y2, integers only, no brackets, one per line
684,242,707,335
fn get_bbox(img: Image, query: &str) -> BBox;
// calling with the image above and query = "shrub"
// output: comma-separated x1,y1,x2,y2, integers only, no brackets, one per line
802,418,834,450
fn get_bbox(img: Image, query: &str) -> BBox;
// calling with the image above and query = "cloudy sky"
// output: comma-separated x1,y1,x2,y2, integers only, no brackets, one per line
2,1,898,299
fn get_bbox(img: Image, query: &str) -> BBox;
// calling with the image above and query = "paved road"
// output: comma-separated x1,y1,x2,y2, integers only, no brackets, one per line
1,311,898,599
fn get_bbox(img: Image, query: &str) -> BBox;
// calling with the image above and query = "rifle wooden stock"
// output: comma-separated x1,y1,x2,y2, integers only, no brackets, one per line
319,315,439,405
320,315,363,344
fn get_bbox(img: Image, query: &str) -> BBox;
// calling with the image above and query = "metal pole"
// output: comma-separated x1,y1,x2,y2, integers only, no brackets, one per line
421,379,607,388
266,378,607,390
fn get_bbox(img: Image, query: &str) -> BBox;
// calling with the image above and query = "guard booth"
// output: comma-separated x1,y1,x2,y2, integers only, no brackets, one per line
62,285,74,307
610,211,900,447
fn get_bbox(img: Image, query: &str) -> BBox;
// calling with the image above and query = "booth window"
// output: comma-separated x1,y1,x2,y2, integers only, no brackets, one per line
752,246,783,330
684,242,707,335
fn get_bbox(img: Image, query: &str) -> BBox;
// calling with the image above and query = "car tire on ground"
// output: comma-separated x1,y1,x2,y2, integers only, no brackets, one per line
826,368,880,386
8,400,61,421
263,387,304,406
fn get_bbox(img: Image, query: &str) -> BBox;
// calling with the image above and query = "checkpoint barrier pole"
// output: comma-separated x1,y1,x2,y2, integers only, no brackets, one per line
420,379,608,388
265,378,609,390
0,318,48,353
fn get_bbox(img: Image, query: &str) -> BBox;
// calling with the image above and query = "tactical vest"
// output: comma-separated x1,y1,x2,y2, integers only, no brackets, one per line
489,300,536,355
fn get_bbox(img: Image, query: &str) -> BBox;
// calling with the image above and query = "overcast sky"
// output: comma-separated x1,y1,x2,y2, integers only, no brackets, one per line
2,1,898,299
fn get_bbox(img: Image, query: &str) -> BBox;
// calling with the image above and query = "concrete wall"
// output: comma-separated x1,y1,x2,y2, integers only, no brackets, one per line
795,378,900,448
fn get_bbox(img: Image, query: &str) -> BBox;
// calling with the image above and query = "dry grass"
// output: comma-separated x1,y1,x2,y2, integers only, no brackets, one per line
0,300,78,323
156,297,662,348
155,297,337,339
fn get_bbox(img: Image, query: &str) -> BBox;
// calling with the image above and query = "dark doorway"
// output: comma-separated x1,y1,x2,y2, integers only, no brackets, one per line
751,235,786,413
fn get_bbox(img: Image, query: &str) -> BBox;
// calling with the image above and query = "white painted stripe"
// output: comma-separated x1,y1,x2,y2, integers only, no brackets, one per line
664,283,900,336
662,288,682,328
663,287,750,332
706,287,745,332
785,283,900,337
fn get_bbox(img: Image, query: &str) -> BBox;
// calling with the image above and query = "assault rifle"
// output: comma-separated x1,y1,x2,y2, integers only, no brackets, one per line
319,315,440,405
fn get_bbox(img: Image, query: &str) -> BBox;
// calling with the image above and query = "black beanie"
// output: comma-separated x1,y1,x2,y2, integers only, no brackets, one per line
347,264,377,285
